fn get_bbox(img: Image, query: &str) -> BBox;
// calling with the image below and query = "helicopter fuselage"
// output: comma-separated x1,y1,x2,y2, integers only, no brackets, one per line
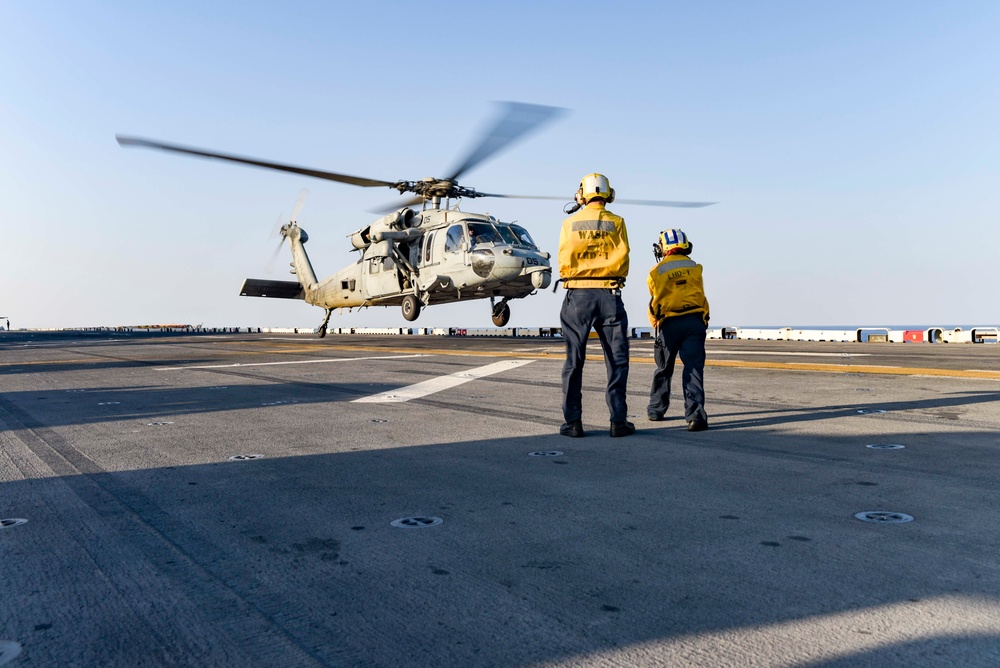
270,207,551,327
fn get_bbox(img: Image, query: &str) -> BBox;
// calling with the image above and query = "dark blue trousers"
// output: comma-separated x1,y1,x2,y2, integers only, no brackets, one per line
560,288,630,423
648,313,708,423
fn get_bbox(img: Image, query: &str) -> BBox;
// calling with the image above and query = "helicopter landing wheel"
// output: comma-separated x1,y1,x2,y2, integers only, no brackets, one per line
401,294,421,322
491,302,511,327
317,308,331,337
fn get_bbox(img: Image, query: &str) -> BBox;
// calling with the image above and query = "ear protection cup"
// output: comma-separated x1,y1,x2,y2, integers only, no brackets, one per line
607,188,615,203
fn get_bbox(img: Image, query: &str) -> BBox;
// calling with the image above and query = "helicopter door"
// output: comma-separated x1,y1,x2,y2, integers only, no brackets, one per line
364,255,401,298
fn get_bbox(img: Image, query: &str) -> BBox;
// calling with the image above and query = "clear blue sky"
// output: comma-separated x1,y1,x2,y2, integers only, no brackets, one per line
2,2,998,329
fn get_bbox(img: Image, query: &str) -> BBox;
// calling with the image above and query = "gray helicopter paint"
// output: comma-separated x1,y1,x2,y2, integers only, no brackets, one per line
264,207,552,326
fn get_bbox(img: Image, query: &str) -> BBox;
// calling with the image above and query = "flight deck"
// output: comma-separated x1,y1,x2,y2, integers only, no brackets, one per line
2,332,999,666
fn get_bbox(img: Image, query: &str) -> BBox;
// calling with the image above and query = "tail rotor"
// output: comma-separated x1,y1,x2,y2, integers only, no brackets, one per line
265,188,308,274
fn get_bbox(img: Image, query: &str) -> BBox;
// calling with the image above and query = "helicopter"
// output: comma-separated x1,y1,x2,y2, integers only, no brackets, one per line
118,102,714,336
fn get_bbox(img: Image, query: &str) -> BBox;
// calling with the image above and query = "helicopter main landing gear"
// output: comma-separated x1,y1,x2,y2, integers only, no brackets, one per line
491,297,511,327
317,308,332,338
401,294,421,322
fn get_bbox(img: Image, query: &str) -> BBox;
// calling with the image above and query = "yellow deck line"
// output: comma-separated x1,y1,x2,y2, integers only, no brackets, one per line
704,359,1000,380
5,342,1000,381
233,342,1000,381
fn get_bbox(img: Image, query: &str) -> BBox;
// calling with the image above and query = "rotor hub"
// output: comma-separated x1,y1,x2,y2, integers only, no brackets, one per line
394,178,482,201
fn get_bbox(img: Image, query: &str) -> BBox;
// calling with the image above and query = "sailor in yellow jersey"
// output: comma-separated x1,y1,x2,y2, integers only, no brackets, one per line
646,228,710,431
557,173,634,438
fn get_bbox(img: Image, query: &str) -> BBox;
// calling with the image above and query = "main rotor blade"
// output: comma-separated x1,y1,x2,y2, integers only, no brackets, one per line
116,136,397,188
444,102,566,182
477,193,717,208
608,198,717,208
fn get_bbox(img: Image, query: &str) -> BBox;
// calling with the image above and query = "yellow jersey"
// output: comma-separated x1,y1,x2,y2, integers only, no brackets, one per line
647,254,710,327
558,203,629,289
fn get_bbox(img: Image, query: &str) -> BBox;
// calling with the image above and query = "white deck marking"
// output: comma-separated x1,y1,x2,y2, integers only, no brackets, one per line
155,354,428,370
353,359,535,403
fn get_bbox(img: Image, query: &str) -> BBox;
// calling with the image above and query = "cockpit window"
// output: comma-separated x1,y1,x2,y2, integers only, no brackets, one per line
510,224,537,248
444,224,466,253
493,224,519,245
467,222,503,247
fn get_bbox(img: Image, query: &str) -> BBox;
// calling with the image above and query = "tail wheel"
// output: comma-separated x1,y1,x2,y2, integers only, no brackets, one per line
491,302,510,327
317,308,331,338
401,294,421,321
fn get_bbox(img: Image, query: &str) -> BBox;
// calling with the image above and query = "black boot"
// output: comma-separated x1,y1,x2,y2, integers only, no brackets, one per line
686,420,708,432
610,421,636,437
559,420,585,438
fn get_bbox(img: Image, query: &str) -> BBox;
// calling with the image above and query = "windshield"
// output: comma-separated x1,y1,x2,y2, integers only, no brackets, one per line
467,222,503,247
510,224,537,248
493,224,519,245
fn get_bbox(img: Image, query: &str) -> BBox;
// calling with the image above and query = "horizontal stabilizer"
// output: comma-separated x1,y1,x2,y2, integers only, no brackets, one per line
240,278,304,300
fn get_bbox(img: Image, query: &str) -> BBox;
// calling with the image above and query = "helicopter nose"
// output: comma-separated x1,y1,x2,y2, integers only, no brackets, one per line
489,254,523,281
